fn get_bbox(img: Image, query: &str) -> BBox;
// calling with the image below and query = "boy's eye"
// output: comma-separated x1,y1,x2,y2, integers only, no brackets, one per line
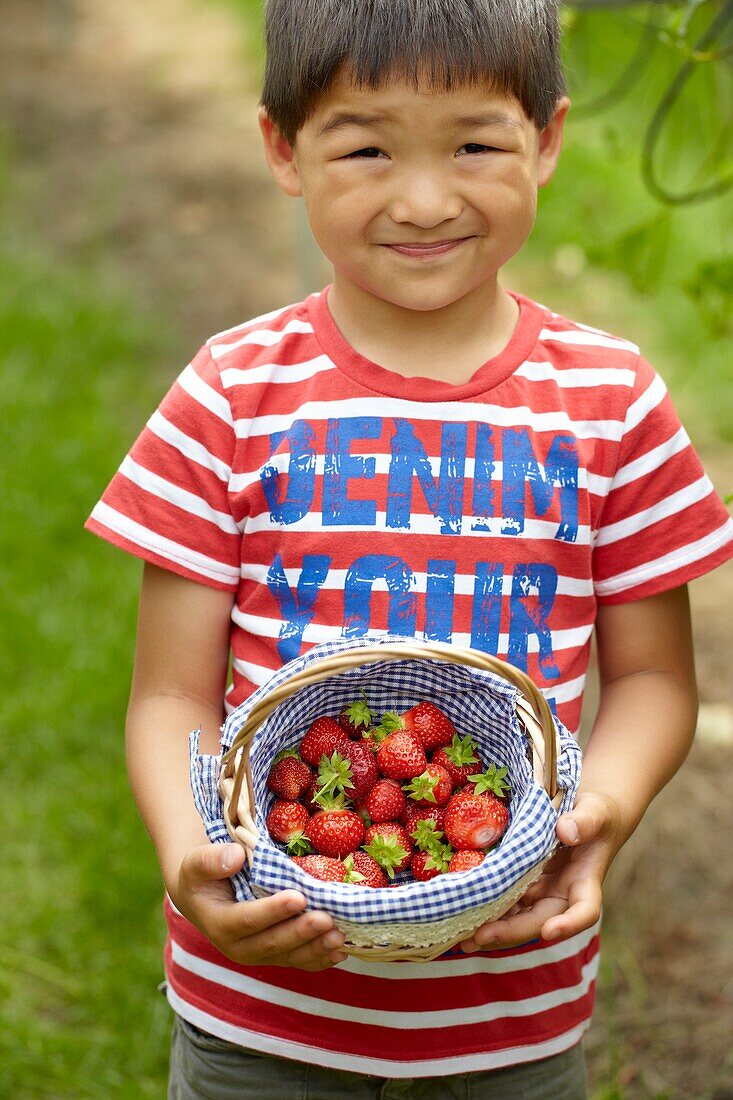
344,147,385,159
459,143,498,155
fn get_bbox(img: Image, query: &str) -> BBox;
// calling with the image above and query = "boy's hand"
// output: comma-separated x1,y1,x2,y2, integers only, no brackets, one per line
173,843,348,971
460,792,622,953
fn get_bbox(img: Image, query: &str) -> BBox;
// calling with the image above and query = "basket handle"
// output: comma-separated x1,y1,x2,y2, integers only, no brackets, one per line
221,643,561,827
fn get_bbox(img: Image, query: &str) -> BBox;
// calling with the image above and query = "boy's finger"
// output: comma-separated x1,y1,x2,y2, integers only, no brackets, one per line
556,801,606,847
215,892,315,940
235,910,341,960
540,880,602,943
558,791,624,850
461,896,566,952
281,932,349,971
180,842,247,888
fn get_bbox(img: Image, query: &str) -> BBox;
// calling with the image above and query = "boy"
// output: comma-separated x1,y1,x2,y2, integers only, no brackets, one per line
86,0,732,1096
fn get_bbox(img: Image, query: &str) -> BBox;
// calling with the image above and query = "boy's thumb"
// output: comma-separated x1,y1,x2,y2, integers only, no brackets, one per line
557,793,611,847
554,800,598,849
184,842,245,885
556,814,582,846
219,843,245,874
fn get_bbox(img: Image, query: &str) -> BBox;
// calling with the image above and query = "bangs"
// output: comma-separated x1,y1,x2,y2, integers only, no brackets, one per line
262,0,565,142
333,1,533,98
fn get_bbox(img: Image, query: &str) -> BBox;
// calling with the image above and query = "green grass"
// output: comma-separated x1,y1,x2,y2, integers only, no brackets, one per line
0,242,181,1096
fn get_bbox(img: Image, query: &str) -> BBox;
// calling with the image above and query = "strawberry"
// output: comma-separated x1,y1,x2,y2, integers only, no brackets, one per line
344,850,388,889
443,791,510,850
448,850,486,873
266,800,311,854
337,692,373,739
379,701,456,752
291,855,347,882
401,803,445,835
305,800,365,858
376,730,427,780
431,734,484,789
299,717,349,767
266,750,312,800
365,779,406,823
331,740,379,803
411,844,452,881
403,764,453,807
363,823,413,878
301,773,322,812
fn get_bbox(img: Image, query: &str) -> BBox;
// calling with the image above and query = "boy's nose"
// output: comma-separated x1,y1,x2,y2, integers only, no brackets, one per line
388,172,463,228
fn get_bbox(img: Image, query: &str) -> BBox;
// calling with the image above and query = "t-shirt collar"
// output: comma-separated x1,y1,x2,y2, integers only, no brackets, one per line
306,285,546,401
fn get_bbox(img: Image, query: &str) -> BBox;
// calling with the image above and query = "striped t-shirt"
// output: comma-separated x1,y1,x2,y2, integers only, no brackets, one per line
87,287,732,1076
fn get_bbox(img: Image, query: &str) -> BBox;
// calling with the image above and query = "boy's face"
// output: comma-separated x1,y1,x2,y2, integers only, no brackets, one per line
261,70,569,315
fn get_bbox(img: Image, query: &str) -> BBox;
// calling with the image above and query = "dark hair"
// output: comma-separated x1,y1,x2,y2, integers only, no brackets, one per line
261,0,566,144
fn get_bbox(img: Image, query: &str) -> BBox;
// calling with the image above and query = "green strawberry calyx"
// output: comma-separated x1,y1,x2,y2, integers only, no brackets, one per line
341,854,366,884
314,752,354,804
363,835,410,879
285,831,312,857
311,790,350,813
421,842,453,874
468,764,511,799
444,734,479,767
410,819,445,852
403,769,439,804
343,692,373,730
372,711,403,741
273,747,301,764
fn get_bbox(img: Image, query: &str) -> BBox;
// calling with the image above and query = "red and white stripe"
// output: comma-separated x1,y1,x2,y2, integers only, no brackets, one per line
164,897,600,1075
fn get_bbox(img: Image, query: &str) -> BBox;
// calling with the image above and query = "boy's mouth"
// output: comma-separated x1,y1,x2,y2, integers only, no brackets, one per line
385,237,470,259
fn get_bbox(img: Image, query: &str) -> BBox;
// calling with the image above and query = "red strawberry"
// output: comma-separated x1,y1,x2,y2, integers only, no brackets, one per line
266,800,311,854
379,702,456,752
401,803,446,835
365,779,406,823
403,764,453,807
332,741,379,803
443,792,510,850
337,692,373,739
305,804,365,858
448,850,486,873
363,823,413,877
299,717,349,767
376,730,427,780
344,850,388,889
291,855,347,882
411,845,452,881
431,734,484,789
301,773,321,812
266,750,312,800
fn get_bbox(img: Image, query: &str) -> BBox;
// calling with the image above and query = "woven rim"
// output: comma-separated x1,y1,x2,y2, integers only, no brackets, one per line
221,642,561,855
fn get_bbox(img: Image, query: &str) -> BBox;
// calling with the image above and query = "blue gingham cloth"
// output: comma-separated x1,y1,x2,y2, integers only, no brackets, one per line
190,635,581,924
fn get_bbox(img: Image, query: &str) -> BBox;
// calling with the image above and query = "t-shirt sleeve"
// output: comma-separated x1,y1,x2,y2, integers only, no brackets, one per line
593,355,733,603
85,344,241,591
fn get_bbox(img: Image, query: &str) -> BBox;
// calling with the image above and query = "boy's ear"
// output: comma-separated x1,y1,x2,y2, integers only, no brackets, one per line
536,96,571,188
258,107,302,197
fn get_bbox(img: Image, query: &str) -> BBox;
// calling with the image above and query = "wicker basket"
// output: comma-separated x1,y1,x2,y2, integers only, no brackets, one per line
216,638,578,963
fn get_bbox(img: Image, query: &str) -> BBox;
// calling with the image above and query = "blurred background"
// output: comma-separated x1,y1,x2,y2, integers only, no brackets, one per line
0,1,731,1095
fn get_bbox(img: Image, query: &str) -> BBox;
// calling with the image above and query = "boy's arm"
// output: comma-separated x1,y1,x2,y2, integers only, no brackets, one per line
126,562,347,970
461,584,698,951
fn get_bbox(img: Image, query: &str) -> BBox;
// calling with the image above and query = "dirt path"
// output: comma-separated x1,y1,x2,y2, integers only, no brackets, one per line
2,0,300,342
3,2,732,1097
